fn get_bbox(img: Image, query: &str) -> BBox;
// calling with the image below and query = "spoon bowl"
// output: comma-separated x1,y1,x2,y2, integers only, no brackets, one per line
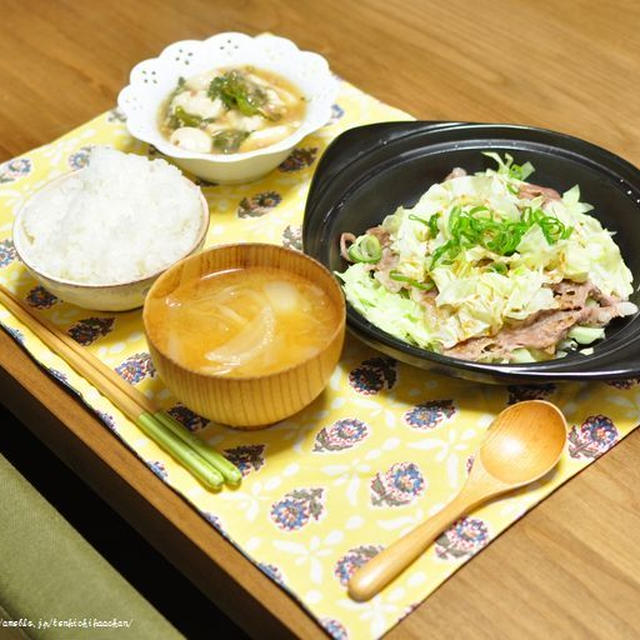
480,400,567,486
348,400,568,601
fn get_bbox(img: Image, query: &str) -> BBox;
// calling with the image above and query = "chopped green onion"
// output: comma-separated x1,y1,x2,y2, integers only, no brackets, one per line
430,240,455,267
389,270,434,290
347,235,382,263
408,213,440,239
490,262,508,274
408,214,430,225
428,213,440,237
429,203,574,268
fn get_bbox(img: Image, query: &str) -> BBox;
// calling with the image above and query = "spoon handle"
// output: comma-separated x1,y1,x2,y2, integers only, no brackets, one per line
348,492,474,602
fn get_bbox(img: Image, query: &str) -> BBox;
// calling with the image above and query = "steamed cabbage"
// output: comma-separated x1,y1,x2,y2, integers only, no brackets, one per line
337,153,636,363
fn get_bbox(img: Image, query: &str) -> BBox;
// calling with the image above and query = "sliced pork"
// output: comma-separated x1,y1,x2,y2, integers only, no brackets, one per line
340,232,357,261
551,280,596,310
373,249,402,292
444,279,636,362
444,309,583,361
518,182,561,203
445,167,467,181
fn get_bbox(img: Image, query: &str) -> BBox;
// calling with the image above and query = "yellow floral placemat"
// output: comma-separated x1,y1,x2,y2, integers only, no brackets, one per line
1,81,640,640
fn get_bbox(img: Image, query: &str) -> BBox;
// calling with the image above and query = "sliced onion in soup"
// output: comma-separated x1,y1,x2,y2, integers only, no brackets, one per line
205,306,275,369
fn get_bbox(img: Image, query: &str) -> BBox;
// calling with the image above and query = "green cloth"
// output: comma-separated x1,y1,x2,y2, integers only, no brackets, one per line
0,453,183,639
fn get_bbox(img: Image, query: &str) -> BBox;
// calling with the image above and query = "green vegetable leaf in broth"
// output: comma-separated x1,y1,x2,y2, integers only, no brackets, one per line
212,129,251,154
173,106,203,128
207,71,273,119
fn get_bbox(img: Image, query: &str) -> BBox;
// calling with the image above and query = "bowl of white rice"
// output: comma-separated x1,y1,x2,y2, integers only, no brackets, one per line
12,147,210,311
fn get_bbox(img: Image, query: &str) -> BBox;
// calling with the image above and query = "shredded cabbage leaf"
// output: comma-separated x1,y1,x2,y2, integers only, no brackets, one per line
337,154,636,362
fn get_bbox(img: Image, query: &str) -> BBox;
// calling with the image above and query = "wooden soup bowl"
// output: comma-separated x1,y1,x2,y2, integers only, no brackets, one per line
143,243,346,429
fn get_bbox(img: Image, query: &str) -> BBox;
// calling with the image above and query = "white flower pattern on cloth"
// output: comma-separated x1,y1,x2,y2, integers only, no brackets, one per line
409,425,479,488
273,530,344,585
220,477,282,522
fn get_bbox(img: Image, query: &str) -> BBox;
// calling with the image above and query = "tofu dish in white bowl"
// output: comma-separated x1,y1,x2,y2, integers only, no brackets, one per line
118,33,338,183
160,66,307,155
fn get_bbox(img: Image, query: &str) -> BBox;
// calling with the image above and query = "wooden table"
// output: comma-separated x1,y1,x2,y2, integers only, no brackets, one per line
2,1,640,637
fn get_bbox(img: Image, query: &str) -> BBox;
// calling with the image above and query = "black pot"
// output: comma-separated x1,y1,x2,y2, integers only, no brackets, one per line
303,121,640,384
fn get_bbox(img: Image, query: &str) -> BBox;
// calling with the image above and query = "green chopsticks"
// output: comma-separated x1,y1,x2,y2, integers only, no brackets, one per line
0,284,242,491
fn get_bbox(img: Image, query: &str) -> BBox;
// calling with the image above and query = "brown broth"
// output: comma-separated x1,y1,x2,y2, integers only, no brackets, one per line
147,267,338,377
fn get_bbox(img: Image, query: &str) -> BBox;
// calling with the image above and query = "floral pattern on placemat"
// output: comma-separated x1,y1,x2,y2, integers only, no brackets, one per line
0,80,638,640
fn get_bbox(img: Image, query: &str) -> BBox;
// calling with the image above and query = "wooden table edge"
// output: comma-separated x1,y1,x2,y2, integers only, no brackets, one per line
0,329,327,640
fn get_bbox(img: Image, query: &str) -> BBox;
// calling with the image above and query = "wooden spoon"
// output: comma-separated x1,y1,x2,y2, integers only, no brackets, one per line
348,400,567,602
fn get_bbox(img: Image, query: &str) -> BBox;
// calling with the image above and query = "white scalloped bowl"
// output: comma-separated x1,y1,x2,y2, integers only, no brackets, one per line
118,33,338,184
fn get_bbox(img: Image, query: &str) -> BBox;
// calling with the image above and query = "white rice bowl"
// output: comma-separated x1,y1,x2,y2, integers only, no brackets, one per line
13,146,209,311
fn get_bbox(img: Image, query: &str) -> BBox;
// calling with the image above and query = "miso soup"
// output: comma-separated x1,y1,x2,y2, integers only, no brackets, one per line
147,267,339,377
